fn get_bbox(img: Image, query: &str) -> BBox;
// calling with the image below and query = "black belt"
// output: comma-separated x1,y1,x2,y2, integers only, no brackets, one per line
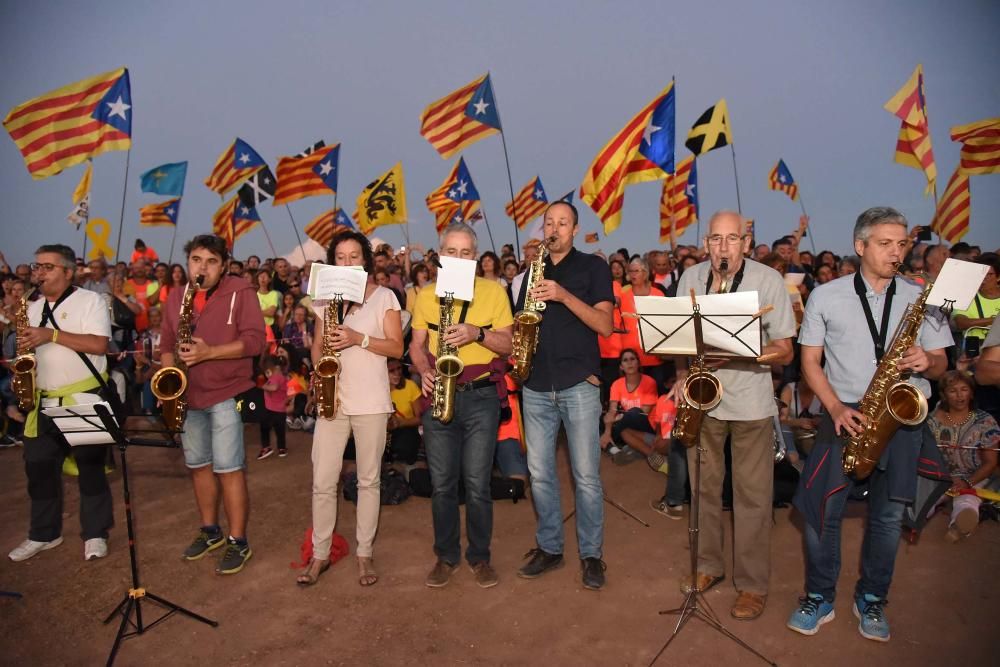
456,378,493,392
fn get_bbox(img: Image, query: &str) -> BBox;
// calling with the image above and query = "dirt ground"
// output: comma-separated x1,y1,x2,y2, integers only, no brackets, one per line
1,424,995,666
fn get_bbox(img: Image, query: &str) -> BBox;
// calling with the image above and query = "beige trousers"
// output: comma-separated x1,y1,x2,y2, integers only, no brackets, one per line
687,415,774,595
311,411,389,559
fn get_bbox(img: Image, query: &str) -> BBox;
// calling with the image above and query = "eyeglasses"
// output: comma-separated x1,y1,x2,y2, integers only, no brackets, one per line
706,234,744,246
30,262,68,272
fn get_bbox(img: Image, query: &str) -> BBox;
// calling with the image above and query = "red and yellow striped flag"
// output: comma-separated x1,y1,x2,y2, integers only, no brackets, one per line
304,208,354,248
426,160,479,233
419,74,501,159
951,117,1000,176
930,166,970,244
659,156,698,244
212,195,259,249
139,198,181,227
505,176,547,229
3,68,131,180
884,65,936,195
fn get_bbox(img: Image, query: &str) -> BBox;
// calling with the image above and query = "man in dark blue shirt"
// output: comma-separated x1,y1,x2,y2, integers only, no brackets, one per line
514,201,614,590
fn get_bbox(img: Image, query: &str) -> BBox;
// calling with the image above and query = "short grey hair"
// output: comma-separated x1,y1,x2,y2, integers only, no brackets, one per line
439,221,478,252
628,256,651,275
853,206,907,244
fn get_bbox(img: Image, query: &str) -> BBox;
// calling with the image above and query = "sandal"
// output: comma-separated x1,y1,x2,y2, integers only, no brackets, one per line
358,556,378,586
296,558,330,586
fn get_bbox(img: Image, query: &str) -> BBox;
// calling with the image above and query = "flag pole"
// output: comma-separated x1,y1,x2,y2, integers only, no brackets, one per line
797,192,816,255
258,219,279,259
113,148,132,262
81,224,88,262
729,144,743,215
488,77,522,261
284,205,308,265
478,208,498,254
167,223,179,264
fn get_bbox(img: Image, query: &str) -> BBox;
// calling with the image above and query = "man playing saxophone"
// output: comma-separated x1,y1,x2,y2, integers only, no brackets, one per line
787,207,951,642
409,222,513,589
160,235,265,575
671,211,795,619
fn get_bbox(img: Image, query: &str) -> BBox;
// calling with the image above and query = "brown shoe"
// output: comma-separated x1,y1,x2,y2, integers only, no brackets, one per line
425,559,458,588
469,561,499,588
731,590,767,620
679,572,725,594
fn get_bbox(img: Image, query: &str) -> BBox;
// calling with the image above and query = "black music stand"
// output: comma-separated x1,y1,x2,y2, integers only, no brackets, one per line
44,404,218,666
632,291,776,667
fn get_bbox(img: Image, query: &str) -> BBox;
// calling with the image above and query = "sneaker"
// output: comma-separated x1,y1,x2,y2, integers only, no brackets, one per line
612,446,642,465
290,417,305,430
257,447,274,461
517,548,564,579
285,417,298,430
8,537,64,562
650,499,684,520
787,593,835,635
0,433,21,448
581,557,606,590
606,445,622,458
183,529,226,560
853,593,890,642
469,561,499,588
301,416,316,432
278,448,288,458
216,538,253,575
84,537,108,560
646,453,669,475
425,559,458,588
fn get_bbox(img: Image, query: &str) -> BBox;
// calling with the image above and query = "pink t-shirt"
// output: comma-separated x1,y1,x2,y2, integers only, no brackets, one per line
609,375,658,411
648,395,678,438
264,370,288,413
315,285,400,415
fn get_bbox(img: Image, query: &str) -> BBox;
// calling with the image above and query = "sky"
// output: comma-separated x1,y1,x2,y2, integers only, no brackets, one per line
1,0,998,266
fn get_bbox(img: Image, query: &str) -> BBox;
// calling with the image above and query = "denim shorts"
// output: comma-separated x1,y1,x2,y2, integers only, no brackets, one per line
181,398,245,473
495,438,528,478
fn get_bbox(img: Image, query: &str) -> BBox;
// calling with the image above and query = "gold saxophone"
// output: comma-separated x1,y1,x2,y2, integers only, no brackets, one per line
842,273,931,479
314,294,343,420
510,237,553,383
151,276,202,431
671,289,723,447
431,292,464,423
11,296,36,412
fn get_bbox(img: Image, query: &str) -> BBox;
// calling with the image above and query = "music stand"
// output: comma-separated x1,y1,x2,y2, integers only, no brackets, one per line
43,403,218,666
632,290,776,667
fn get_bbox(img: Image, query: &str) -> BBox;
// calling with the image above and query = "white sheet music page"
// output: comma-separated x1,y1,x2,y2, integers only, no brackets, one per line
435,257,477,302
927,259,989,311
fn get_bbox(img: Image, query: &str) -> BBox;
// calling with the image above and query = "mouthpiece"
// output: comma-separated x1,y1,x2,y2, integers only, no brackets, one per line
719,258,729,274
195,275,205,287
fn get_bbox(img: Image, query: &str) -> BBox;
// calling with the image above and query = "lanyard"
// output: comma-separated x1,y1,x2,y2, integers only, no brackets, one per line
40,286,76,327
854,272,896,362
705,260,746,294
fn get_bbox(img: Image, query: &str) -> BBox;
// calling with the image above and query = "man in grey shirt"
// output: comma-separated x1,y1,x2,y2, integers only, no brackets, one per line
673,210,795,620
81,258,111,296
787,206,951,643
974,315,1000,386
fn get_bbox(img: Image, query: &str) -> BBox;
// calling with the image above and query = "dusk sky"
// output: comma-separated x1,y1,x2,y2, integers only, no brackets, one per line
2,0,998,265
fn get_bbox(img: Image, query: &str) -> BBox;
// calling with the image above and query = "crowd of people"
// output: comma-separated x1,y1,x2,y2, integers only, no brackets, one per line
2,202,998,643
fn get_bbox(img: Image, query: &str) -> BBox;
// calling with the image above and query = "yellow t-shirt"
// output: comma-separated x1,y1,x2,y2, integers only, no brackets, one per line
412,278,514,369
390,378,422,418
952,293,1000,340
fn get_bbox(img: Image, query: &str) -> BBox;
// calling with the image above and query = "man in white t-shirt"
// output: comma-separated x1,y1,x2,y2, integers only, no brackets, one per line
8,244,114,563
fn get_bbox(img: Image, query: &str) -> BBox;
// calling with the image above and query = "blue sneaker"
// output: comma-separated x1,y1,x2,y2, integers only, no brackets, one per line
787,593,835,635
853,593,890,642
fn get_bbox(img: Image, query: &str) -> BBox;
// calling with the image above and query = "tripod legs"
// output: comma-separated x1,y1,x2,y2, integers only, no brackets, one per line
104,587,218,666
562,494,649,527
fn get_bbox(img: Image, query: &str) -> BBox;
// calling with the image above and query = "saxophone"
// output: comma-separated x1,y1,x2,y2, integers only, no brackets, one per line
671,291,723,448
151,276,202,431
842,274,931,479
431,292,464,423
314,294,343,419
11,296,36,412
510,237,553,382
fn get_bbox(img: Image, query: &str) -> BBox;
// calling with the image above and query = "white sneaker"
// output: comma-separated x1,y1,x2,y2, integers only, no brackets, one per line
301,416,316,432
9,537,64,562
84,537,108,561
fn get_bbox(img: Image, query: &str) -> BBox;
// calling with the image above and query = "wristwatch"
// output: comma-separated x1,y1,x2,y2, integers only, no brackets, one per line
361,334,371,349
476,327,486,343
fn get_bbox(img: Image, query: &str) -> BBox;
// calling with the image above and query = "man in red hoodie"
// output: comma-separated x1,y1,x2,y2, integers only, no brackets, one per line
160,234,266,575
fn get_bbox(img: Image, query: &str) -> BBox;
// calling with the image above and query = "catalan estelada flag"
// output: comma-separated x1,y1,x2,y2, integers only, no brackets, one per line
580,82,676,236
213,195,260,248
3,68,131,180
273,143,340,205
506,176,547,229
304,207,355,247
205,138,265,195
950,118,1000,175
355,162,408,235
139,198,181,227
685,99,732,156
884,65,936,195
584,232,599,244
659,155,698,244
426,157,481,232
420,74,501,159
768,159,798,201
930,166,970,244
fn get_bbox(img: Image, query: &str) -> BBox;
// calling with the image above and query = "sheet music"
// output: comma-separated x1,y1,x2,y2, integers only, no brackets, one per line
928,258,989,311
308,263,368,303
435,257,477,301
634,291,763,357
42,402,117,446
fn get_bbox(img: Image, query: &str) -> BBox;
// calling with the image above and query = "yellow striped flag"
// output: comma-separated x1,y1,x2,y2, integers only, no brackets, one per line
3,68,131,180
505,176,547,229
420,74,501,159
580,83,676,236
304,208,355,248
884,65,936,195
950,117,1000,175
139,198,181,227
355,162,408,235
658,155,698,244
930,166,970,244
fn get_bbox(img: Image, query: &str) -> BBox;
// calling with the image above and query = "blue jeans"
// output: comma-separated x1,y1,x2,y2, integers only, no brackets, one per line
665,438,689,506
423,385,499,565
181,399,245,473
523,381,604,559
805,466,904,602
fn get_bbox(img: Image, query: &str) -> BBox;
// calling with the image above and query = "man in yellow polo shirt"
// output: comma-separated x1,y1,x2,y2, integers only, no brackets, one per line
953,255,1000,356
409,222,513,590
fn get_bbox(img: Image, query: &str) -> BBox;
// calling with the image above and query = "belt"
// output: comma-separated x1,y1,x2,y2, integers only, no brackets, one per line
456,378,494,392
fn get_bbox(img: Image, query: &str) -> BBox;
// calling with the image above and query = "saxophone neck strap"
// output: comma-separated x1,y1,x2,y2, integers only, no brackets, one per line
429,296,470,329
705,260,746,294
40,286,76,327
854,271,896,362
